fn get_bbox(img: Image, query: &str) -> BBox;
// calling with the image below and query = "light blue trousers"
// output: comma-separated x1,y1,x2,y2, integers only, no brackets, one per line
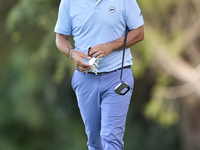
71,67,134,150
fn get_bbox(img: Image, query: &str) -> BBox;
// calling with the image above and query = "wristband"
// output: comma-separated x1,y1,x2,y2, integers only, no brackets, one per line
69,49,75,59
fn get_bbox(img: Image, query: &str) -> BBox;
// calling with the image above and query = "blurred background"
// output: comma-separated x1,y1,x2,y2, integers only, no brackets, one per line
0,0,200,150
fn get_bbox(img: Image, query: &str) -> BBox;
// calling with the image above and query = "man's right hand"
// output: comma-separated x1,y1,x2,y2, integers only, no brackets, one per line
71,50,91,74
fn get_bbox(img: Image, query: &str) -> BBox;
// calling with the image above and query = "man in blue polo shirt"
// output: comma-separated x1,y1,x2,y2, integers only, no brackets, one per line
55,0,144,149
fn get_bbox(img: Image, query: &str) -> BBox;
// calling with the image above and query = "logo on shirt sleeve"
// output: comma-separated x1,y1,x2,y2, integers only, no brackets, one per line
109,6,115,13
139,11,142,16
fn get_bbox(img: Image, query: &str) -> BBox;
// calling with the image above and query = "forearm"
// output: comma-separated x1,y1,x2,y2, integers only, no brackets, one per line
55,33,91,73
55,33,73,57
108,25,144,51
89,26,144,58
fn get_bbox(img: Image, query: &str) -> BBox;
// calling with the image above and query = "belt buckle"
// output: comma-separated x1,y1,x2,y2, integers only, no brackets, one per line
96,72,106,75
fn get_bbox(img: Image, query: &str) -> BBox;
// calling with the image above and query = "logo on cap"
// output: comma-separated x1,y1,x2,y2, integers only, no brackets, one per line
109,6,115,13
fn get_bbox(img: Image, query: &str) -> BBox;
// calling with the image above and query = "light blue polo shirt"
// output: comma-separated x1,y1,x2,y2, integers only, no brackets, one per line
55,0,144,73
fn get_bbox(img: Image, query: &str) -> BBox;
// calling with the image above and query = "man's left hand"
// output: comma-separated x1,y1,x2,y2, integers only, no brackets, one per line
89,43,113,58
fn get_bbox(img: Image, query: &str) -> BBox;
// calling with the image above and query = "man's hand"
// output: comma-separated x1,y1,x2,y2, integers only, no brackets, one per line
88,26,144,58
71,50,91,74
89,43,113,58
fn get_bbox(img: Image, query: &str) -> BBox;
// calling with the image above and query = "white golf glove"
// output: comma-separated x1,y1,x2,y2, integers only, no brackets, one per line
87,47,101,75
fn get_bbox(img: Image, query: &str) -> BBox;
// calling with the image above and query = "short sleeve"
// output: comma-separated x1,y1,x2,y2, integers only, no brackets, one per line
125,0,144,30
54,0,71,35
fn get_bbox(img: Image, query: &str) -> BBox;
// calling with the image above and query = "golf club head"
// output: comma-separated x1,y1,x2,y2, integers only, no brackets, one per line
114,82,130,95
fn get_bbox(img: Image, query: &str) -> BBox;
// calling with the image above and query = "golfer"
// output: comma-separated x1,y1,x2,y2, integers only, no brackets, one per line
55,0,144,149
